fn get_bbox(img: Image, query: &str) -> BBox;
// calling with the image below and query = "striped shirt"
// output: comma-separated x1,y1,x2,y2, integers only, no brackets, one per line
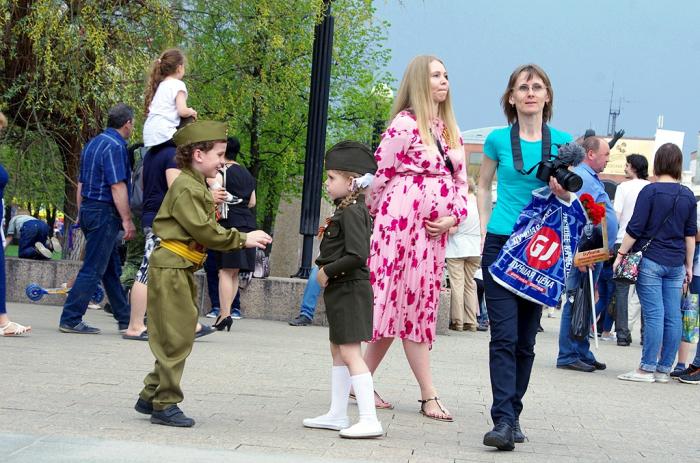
79,128,130,204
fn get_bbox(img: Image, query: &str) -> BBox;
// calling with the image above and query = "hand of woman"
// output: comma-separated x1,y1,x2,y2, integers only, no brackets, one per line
211,187,228,205
685,264,693,286
424,216,456,238
612,254,623,273
549,177,571,202
317,267,329,288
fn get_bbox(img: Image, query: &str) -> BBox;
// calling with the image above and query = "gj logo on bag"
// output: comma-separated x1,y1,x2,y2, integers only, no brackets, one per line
526,227,561,270
489,187,587,307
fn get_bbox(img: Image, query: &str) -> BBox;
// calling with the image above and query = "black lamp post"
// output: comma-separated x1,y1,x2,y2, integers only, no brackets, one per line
292,0,334,279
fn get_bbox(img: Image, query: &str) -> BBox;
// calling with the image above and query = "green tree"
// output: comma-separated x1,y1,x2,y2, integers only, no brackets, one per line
180,0,392,233
0,0,171,226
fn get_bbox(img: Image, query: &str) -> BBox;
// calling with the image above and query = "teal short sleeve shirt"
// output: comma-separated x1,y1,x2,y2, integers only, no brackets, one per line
484,126,573,235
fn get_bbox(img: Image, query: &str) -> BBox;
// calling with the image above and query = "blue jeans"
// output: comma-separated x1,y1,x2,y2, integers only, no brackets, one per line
557,264,602,366
482,233,542,427
635,257,685,373
300,266,321,319
18,219,50,259
60,200,130,327
594,263,615,332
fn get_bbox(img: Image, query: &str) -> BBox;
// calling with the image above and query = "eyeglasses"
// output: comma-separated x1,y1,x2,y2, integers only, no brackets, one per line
513,84,547,94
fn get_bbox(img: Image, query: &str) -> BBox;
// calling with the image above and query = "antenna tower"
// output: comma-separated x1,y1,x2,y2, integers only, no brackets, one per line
607,82,621,136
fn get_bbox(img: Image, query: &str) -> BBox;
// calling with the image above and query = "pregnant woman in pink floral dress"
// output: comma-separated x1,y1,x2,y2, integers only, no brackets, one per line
365,55,468,421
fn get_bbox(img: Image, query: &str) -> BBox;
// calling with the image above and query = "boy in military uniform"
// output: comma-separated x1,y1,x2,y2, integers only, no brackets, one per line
134,121,272,427
302,141,383,438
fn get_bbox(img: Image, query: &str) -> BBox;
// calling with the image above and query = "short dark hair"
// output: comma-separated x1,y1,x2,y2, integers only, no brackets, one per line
653,143,683,180
225,136,240,161
626,153,649,180
581,136,602,154
107,103,134,129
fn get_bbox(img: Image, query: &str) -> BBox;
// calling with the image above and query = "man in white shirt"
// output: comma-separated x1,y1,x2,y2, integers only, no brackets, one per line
613,154,650,346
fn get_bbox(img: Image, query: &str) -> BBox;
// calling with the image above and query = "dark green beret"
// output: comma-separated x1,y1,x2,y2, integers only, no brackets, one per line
325,141,377,175
173,121,228,147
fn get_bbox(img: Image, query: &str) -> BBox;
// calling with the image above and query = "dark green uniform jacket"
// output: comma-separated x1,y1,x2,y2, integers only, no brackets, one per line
315,194,373,344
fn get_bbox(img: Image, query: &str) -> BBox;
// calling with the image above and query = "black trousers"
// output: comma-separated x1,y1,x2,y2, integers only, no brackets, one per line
482,233,542,427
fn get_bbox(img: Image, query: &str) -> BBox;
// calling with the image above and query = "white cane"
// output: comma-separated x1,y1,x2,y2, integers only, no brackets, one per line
588,267,598,349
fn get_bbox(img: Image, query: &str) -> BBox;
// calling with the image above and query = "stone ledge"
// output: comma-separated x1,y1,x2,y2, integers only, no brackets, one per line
5,257,449,335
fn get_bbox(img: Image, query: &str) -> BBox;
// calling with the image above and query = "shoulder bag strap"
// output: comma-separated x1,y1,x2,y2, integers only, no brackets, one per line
431,130,455,175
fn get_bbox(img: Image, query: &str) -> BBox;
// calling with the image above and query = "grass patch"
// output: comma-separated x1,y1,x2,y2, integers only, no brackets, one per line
4,244,62,259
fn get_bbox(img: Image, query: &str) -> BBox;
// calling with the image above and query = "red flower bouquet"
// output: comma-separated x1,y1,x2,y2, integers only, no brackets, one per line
579,193,606,225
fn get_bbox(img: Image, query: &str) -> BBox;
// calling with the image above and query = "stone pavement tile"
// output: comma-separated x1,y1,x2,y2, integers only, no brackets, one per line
406,456,456,463
5,302,700,462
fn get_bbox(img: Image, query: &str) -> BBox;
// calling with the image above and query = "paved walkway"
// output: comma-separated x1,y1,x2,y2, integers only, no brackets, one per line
1,302,698,462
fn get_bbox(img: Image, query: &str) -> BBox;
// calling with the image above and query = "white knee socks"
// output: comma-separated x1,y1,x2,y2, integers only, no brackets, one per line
328,365,351,418
351,372,379,423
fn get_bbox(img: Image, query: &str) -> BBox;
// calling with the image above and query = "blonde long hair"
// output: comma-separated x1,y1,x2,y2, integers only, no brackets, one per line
390,55,460,149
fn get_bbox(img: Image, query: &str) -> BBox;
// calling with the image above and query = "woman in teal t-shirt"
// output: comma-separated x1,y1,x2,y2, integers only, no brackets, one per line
477,64,572,451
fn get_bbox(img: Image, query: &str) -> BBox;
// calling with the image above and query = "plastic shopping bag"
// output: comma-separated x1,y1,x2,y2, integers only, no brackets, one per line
681,292,700,343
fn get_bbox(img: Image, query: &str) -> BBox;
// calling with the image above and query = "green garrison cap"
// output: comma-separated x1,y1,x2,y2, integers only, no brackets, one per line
325,141,378,175
173,121,228,147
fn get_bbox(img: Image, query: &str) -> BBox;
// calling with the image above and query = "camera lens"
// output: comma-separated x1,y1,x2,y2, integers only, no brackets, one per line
556,170,582,192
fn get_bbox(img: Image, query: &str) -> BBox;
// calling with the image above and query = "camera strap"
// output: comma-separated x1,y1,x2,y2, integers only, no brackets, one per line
510,122,551,175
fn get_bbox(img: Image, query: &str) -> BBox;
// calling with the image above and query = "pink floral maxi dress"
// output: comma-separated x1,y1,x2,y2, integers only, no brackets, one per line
367,111,469,347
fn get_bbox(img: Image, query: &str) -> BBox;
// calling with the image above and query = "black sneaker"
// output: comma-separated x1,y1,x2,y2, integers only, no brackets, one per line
678,369,700,385
513,419,528,443
150,405,195,427
672,364,700,379
134,398,153,415
289,315,312,326
483,423,515,451
59,322,101,334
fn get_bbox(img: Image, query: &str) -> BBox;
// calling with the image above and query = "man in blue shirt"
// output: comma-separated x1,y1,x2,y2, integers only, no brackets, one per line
556,137,618,371
59,104,136,334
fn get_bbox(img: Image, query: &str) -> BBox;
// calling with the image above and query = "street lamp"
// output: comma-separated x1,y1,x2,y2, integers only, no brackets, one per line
292,0,334,279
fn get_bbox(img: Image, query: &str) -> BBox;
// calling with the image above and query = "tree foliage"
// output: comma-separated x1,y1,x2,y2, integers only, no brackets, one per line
180,0,393,232
0,0,171,223
0,0,393,236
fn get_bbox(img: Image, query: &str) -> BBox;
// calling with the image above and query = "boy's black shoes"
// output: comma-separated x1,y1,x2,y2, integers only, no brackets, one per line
134,398,153,415
150,405,195,427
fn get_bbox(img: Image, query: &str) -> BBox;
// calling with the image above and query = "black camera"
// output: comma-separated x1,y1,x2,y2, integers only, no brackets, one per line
535,143,584,192
536,159,582,192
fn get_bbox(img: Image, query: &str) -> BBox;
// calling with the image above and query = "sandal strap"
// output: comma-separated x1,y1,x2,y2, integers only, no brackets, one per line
418,396,448,416
1,321,30,336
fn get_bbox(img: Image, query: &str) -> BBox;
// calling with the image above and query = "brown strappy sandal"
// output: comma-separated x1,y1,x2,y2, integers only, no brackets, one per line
418,397,453,422
349,390,394,410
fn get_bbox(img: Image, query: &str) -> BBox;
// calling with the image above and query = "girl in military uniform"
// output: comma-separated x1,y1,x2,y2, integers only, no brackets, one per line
302,141,383,439
134,121,271,427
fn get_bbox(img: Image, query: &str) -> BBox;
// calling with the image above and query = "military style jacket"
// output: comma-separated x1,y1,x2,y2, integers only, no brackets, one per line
151,168,247,270
316,194,371,283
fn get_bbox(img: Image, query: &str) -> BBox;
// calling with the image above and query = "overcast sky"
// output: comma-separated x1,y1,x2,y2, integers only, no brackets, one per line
374,0,700,154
